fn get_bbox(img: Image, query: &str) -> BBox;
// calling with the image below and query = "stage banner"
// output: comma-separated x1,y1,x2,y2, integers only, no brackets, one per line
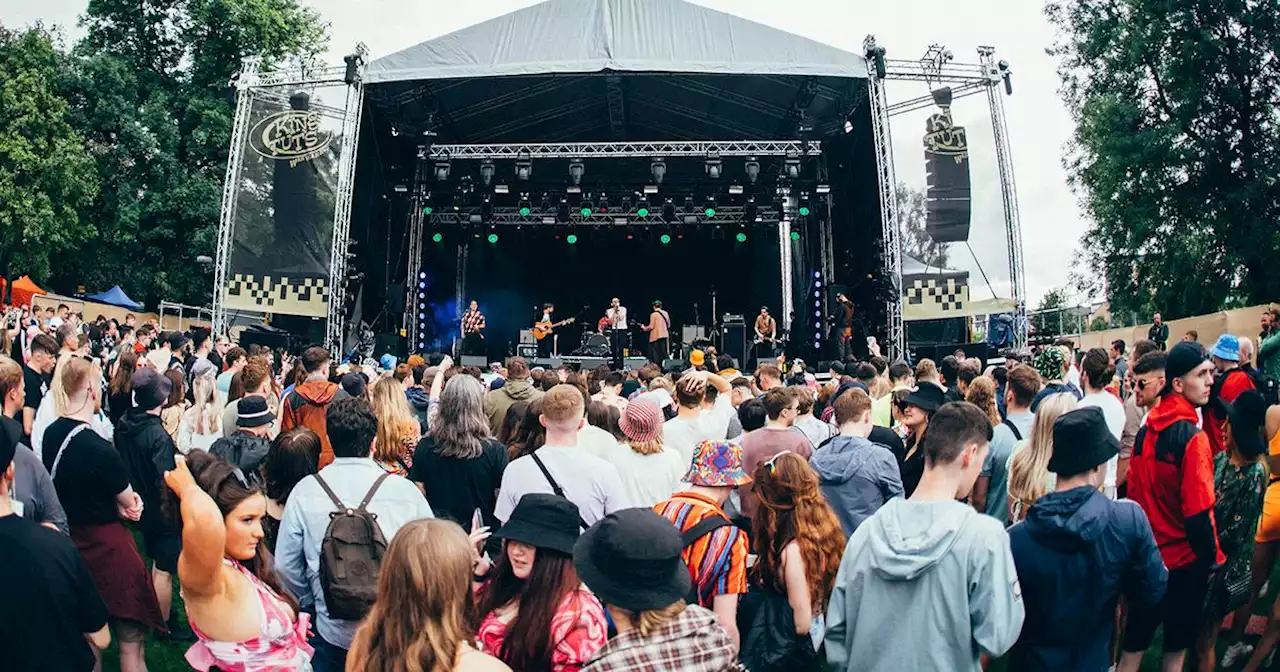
923,87,972,244
903,272,972,321
223,86,351,318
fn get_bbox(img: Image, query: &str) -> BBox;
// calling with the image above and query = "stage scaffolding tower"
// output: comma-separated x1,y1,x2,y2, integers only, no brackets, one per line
864,35,905,362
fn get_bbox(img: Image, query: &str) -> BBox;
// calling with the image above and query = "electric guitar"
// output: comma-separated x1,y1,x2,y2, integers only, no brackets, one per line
533,317,575,340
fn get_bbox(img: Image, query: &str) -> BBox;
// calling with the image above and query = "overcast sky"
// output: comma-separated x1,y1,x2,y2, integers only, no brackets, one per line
4,0,1084,306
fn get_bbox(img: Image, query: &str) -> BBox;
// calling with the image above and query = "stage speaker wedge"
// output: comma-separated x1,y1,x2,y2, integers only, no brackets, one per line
923,88,972,244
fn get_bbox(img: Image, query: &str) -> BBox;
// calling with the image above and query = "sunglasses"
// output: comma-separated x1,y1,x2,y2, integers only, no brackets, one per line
764,450,793,474
1136,378,1163,392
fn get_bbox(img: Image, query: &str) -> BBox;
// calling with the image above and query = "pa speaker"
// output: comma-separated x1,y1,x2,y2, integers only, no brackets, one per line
460,355,488,368
923,92,972,243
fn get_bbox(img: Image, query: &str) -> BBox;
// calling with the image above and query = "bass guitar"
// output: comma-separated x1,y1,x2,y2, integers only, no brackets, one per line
533,317,576,340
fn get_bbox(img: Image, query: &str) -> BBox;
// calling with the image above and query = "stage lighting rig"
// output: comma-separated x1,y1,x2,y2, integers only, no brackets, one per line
636,198,651,218
518,195,532,217
662,199,676,222
557,198,570,222
569,159,585,185
434,151,452,181
704,150,722,179
784,148,801,180
479,160,495,186
865,43,887,79
580,198,594,217
515,149,532,180
650,158,667,185
745,197,758,222
998,59,1013,95
598,194,611,213
704,197,717,218
683,196,696,214
744,156,761,184
798,194,812,217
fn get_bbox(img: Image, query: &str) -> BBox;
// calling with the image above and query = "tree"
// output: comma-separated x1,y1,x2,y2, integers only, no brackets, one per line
1048,0,1280,320
896,182,950,268
1031,286,1072,337
0,26,98,282
1089,316,1110,331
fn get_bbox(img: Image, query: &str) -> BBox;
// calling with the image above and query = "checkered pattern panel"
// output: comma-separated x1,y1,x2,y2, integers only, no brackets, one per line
905,276,969,313
224,274,329,318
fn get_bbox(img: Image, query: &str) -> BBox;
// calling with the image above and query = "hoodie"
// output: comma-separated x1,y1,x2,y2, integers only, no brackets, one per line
281,380,348,467
115,410,179,534
810,434,903,537
1007,487,1167,671
208,432,272,474
482,379,544,435
1128,393,1223,570
825,498,1024,672
581,603,738,672
405,387,430,429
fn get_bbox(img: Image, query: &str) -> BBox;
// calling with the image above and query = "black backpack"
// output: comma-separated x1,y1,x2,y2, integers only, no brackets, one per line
314,473,389,621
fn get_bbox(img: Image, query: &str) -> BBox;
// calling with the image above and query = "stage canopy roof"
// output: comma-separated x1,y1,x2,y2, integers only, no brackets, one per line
364,0,868,143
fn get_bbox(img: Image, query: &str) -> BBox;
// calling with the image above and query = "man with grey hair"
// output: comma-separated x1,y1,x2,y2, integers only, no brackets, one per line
1239,336,1256,372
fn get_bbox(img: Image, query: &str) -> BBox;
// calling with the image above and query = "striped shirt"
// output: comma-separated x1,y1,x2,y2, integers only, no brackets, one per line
652,491,748,607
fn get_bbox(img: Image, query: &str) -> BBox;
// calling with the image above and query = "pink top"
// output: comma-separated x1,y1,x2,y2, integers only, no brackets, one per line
186,559,313,672
477,588,608,672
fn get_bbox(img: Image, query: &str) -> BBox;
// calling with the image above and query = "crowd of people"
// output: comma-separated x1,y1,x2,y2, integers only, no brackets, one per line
2,303,1280,671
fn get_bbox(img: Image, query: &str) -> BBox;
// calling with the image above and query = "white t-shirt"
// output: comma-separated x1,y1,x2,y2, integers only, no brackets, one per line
665,414,717,467
595,441,686,507
578,423,620,461
1078,391,1126,491
495,445,630,526
700,395,735,441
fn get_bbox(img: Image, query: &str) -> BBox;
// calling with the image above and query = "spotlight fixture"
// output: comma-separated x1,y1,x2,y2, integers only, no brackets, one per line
744,197,758,222
704,150,722,179
790,231,801,241
735,232,747,243
798,194,811,217
998,59,1013,95
660,233,672,245
431,232,443,243
515,149,532,180
866,44,887,79
597,194,610,213
479,160,495,186
580,199,594,217
487,233,499,244
422,205,434,215
343,52,364,86
566,234,578,245
744,156,761,184
643,184,659,195
683,196,696,214
784,148,801,180
569,159,585,185
816,184,831,195
662,199,676,222
728,185,744,195
704,197,717,218
434,151,452,181
636,198,650,218
650,157,667,185
518,194,532,217
557,198,570,222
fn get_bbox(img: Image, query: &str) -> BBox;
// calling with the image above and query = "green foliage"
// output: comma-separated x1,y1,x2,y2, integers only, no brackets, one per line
0,26,98,281
895,182,950,269
1089,316,1110,332
1031,286,1072,336
1047,0,1280,321
6,0,328,307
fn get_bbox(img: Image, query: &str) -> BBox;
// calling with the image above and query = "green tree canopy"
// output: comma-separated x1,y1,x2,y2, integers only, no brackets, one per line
896,182,950,268
0,25,98,281
1048,0,1280,320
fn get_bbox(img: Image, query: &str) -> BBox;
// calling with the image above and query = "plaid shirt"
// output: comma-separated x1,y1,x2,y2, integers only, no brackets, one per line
462,310,486,334
582,604,742,672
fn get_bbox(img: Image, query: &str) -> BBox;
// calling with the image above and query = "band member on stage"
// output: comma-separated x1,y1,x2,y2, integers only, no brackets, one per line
640,300,671,364
461,300,485,356
835,292,855,359
606,298,628,368
754,306,778,362
536,302,556,359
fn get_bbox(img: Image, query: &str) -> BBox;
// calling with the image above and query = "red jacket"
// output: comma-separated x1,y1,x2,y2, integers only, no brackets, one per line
1206,368,1255,456
280,380,347,467
1127,393,1224,570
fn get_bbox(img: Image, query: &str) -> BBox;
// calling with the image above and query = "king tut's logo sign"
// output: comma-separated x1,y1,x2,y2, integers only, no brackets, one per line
250,110,332,167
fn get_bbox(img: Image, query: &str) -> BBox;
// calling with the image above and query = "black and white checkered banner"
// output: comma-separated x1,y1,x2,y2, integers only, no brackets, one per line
223,274,329,318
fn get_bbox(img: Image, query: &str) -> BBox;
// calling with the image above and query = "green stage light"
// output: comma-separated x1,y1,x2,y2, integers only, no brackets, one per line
487,233,498,244
431,233,443,243
799,206,811,216
422,206,434,215
790,231,801,241
580,207,593,216
736,232,747,243
704,207,716,217
637,207,649,217
660,234,671,245
567,234,578,245
519,206,531,216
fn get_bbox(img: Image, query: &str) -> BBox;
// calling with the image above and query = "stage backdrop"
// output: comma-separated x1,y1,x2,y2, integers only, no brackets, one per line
223,85,351,319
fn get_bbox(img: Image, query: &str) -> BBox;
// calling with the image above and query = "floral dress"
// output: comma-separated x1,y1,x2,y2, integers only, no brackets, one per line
1205,452,1267,620
477,587,608,672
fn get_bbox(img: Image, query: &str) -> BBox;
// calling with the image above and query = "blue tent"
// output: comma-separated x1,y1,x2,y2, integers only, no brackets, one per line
86,285,144,310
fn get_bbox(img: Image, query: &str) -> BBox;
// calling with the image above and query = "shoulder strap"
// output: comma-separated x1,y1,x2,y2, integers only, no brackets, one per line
357,473,391,512
1133,426,1148,457
530,451,565,498
312,473,348,511
681,514,732,548
50,423,91,479
1001,418,1023,442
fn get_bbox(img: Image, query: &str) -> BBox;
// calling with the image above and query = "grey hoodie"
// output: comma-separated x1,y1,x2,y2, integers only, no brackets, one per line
810,434,903,537
825,498,1024,672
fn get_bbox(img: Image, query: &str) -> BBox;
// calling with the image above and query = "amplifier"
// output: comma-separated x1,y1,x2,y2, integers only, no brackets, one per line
722,314,745,324
518,329,535,345
681,325,707,343
516,344,538,359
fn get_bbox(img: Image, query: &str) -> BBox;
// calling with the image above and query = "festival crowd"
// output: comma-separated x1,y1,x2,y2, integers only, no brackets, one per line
3,303,1280,671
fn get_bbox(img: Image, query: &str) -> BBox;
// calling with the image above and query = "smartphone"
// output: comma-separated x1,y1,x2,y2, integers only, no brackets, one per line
471,508,484,532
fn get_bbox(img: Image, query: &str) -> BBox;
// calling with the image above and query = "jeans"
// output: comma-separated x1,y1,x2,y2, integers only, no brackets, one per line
308,632,348,672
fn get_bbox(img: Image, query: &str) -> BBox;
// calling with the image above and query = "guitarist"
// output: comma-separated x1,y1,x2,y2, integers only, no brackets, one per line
606,298,628,369
461,300,485,356
535,303,557,359
640,300,671,364
754,306,777,361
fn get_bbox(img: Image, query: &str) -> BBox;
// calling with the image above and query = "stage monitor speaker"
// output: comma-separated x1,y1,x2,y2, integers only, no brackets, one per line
578,357,608,370
622,357,647,370
924,92,972,243
721,322,746,368
662,359,685,374
516,344,538,359
534,357,563,370
460,355,488,368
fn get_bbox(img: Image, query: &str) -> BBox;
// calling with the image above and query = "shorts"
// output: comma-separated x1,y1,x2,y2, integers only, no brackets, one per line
112,618,149,643
1122,565,1210,654
142,530,181,574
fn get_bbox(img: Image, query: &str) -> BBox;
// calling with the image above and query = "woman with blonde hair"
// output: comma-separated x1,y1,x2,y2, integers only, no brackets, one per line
965,376,1002,427
1006,393,1078,523
346,518,510,672
747,451,847,663
370,376,421,476
178,372,222,454
593,398,684,507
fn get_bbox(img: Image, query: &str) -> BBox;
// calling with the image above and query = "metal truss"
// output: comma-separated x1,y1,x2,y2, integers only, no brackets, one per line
428,140,821,160
979,46,1028,349
779,219,794,334
405,202,425,347
325,43,370,351
864,36,906,362
255,62,350,88
211,56,261,337
425,205,784,227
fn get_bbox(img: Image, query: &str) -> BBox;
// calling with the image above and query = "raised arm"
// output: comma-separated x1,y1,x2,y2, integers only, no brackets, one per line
705,371,731,395
163,456,227,599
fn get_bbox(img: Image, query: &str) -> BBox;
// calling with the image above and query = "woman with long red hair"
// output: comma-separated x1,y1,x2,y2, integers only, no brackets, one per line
749,451,847,663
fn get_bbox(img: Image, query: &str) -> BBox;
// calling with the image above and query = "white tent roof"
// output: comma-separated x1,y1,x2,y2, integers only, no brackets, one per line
366,0,868,84
901,254,965,276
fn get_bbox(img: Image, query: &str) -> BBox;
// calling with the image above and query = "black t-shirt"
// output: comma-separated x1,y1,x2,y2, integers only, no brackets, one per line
42,418,130,526
410,437,508,542
22,366,46,413
0,514,108,671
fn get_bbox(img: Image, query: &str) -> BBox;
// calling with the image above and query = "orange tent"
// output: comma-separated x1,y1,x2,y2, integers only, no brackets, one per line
10,276,46,307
